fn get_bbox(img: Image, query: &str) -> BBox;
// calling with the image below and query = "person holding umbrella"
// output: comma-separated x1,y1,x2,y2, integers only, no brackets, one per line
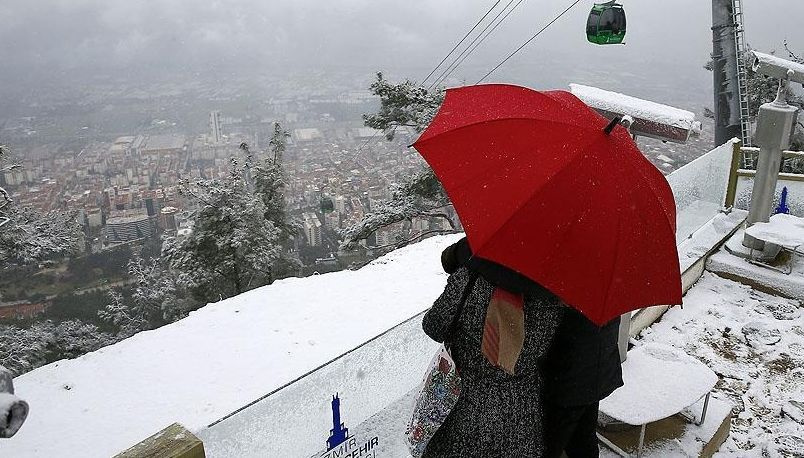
414,84,682,457
422,237,564,457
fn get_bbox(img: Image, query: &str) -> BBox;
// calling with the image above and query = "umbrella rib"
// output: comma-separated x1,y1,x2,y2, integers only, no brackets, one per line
612,137,678,239
600,191,624,320
592,134,679,311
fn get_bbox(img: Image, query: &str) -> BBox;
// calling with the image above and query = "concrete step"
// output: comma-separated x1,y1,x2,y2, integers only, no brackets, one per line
598,396,732,457
707,229,804,301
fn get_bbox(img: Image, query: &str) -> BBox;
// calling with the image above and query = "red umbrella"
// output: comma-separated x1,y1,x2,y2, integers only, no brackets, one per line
413,84,681,326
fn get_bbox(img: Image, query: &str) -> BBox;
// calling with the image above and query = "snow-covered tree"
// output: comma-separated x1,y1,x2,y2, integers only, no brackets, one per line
340,170,456,249
49,320,114,360
128,256,191,323
163,158,283,302
0,320,113,376
0,146,82,265
98,289,148,339
0,205,83,264
363,72,444,140
0,145,16,226
98,256,191,338
243,133,302,280
267,122,290,163
341,73,458,249
243,136,300,244
0,323,50,375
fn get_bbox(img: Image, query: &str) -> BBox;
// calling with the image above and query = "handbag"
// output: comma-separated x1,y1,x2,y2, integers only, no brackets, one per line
405,273,478,457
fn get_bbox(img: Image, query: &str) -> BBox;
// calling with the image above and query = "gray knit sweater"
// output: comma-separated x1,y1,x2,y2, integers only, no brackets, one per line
421,267,563,458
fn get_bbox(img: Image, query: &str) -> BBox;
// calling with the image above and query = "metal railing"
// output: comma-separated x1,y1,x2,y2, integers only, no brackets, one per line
725,142,804,208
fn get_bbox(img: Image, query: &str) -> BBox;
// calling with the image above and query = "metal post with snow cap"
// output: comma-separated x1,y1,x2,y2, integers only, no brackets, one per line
742,51,804,250
569,84,702,144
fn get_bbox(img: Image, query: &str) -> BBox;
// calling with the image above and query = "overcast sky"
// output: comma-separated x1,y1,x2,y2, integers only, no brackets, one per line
2,0,803,96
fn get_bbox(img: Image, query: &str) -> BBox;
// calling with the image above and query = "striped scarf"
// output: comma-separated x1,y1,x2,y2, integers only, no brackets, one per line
481,287,525,375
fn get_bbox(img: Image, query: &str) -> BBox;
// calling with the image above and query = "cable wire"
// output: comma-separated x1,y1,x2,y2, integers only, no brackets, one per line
354,2,504,159
354,1,516,158
420,0,503,86
428,0,519,91
477,0,583,84
431,0,528,89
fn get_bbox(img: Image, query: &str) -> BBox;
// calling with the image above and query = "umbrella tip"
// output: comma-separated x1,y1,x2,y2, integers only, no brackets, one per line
604,115,634,135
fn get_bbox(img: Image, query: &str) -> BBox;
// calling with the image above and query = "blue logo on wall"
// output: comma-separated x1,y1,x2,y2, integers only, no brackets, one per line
320,394,378,458
327,393,350,451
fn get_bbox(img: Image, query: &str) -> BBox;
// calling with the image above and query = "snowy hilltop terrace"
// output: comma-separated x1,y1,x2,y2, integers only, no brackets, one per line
4,140,804,457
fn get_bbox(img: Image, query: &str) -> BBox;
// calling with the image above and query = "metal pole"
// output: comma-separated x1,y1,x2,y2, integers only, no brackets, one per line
617,312,630,363
724,140,742,208
699,392,711,426
711,0,742,147
637,424,646,458
743,80,798,249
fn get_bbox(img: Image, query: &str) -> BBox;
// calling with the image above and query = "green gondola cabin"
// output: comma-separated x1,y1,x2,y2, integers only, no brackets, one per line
587,2,626,45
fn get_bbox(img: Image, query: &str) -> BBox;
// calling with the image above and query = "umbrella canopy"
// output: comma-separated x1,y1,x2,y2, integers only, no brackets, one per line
413,84,681,325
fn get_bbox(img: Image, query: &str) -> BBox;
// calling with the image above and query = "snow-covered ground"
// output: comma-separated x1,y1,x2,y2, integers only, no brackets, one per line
1,234,463,458
637,272,804,457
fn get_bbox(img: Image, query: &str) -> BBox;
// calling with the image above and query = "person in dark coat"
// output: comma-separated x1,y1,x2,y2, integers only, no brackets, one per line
421,238,564,458
539,309,624,457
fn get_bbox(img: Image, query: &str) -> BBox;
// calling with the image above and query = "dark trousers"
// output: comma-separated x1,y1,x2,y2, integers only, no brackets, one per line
543,401,600,458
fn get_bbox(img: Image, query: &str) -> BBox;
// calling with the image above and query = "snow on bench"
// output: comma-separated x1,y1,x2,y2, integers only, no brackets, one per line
744,213,804,251
600,344,717,426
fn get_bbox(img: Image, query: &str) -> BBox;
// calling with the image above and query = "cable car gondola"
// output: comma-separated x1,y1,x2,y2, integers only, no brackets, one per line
587,1,626,45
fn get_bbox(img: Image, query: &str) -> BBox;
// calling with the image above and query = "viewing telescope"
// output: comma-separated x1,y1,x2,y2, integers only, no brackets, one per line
751,50,804,86
742,51,802,251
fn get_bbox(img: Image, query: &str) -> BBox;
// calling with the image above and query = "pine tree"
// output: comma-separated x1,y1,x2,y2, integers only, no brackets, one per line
363,72,444,140
340,170,456,249
268,122,290,163
162,158,283,302
243,129,302,281
341,73,457,249
0,205,83,264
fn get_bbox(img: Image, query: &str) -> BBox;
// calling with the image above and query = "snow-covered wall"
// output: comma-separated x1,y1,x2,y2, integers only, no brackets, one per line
667,140,735,242
2,234,462,458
